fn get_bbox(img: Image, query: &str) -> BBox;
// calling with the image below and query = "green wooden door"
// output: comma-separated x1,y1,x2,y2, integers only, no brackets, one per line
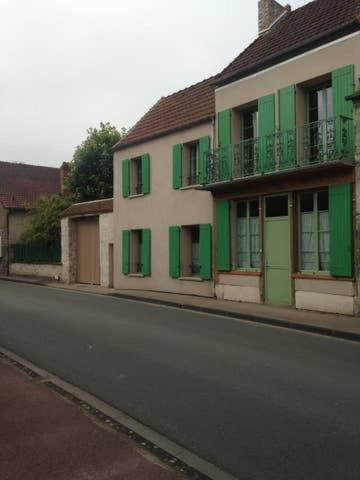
264,195,291,305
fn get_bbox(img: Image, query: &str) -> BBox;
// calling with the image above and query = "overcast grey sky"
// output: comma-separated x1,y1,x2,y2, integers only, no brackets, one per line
0,0,309,167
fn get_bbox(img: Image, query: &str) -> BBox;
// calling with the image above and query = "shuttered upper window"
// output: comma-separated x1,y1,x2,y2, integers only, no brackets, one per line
122,154,150,198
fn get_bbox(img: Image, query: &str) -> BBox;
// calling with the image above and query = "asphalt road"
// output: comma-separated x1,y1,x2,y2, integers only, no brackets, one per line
0,280,359,480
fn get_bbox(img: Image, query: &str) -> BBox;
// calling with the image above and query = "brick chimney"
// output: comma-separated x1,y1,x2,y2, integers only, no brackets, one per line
60,162,70,197
258,0,291,35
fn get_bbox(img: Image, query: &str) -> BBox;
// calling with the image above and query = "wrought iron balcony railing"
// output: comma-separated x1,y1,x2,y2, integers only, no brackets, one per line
203,116,354,185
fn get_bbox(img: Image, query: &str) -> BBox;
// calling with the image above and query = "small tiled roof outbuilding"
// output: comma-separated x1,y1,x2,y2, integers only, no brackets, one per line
113,76,217,151
0,161,61,210
216,0,360,87
61,198,113,218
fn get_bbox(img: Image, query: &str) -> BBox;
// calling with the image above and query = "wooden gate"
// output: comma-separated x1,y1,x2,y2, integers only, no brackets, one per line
76,217,100,285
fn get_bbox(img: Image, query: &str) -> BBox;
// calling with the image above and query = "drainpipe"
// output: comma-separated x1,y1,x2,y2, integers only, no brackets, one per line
6,210,10,276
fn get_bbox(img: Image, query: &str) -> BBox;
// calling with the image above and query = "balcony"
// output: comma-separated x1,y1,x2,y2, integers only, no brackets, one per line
203,116,354,188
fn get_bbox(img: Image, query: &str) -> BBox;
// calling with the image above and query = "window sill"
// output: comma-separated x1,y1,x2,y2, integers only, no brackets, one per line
180,184,201,191
128,193,145,199
179,276,203,282
292,272,353,281
219,270,262,277
128,273,145,278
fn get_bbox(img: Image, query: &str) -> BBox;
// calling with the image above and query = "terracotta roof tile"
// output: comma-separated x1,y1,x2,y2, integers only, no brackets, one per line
0,161,60,210
61,198,113,217
113,76,217,150
217,0,360,86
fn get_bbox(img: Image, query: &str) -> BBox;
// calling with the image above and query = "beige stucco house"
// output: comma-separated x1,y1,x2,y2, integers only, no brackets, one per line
113,0,360,315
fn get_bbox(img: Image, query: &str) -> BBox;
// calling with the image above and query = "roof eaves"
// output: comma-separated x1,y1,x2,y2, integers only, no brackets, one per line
112,115,214,152
215,17,360,89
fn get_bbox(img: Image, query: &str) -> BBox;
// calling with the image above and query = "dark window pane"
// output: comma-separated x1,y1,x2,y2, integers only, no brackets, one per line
237,202,247,218
250,199,259,217
300,193,314,213
318,191,329,211
266,196,288,217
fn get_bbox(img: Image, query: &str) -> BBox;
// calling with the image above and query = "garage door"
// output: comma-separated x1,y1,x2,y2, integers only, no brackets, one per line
76,217,100,285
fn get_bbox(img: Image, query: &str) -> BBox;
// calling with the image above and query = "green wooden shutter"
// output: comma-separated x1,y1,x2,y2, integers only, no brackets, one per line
141,154,150,195
258,94,275,173
122,160,130,198
141,229,151,276
172,144,182,189
122,230,130,275
332,65,355,159
198,136,210,184
278,85,296,169
169,226,181,278
329,183,353,277
215,200,231,271
199,224,212,280
218,109,232,181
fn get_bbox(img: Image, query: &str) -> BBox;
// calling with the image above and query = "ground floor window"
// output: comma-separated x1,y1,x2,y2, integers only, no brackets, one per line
236,199,260,269
122,228,151,276
169,224,212,280
298,190,330,272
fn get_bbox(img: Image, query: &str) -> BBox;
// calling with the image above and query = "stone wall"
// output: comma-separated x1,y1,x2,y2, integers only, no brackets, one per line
61,217,77,283
99,212,114,287
10,262,62,279
0,204,8,275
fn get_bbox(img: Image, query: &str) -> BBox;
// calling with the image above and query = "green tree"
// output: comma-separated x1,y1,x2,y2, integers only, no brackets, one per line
21,195,71,248
67,122,126,202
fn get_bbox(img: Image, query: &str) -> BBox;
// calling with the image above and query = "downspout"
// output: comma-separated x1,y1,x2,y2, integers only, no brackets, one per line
6,210,10,276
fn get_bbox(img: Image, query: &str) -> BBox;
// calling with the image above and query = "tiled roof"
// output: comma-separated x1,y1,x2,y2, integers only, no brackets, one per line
0,161,61,210
113,76,217,151
216,0,360,86
61,198,113,218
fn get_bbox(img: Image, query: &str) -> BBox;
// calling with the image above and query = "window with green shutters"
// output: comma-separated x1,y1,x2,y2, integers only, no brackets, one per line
169,224,212,280
122,154,150,197
122,228,151,277
172,136,211,188
297,185,353,277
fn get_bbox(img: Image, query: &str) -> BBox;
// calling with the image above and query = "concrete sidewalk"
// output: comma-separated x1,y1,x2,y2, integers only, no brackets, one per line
1,274,360,342
0,356,190,480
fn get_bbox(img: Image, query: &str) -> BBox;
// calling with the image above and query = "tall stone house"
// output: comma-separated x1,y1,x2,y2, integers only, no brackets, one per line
0,161,65,274
113,0,360,316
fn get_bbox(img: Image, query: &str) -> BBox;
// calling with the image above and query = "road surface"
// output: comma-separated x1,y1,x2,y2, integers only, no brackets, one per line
0,280,359,479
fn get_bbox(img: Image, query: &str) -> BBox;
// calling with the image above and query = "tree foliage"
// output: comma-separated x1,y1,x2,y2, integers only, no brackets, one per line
21,195,71,248
67,122,125,202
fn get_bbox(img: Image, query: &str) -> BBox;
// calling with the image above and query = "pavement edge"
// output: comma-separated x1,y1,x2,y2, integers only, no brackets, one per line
0,346,238,480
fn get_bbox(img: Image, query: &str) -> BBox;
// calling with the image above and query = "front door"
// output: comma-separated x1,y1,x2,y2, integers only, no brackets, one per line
264,195,291,305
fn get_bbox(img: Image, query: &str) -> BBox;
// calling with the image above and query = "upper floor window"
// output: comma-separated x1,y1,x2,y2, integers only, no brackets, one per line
308,85,333,122
122,154,150,198
307,86,334,163
298,190,330,272
242,109,258,140
131,157,143,195
184,141,200,186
